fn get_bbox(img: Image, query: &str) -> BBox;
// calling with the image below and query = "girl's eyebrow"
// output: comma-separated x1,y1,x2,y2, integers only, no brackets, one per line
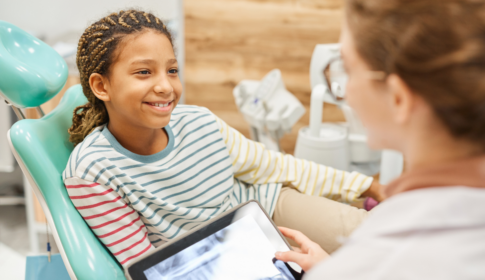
131,59,156,65
167,58,177,64
130,58,177,65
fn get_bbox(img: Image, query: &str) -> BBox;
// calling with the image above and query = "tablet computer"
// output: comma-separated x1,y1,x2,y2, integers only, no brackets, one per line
125,200,302,280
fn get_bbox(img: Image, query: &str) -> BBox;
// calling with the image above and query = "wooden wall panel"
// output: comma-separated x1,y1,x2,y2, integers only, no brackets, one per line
184,0,345,154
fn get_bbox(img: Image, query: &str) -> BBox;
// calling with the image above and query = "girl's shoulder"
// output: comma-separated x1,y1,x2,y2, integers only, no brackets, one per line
169,104,219,128
170,104,212,118
63,125,113,180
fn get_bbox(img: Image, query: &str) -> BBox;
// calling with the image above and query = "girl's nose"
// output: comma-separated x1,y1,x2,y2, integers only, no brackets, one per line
154,79,173,95
154,85,172,94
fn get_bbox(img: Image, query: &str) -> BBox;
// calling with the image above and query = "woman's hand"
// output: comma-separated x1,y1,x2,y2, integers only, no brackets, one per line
275,227,330,271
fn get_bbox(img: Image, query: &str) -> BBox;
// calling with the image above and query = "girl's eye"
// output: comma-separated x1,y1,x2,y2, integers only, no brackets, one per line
138,70,150,75
168,68,178,74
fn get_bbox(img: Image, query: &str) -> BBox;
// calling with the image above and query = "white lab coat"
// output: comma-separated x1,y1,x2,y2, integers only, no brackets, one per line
305,187,485,280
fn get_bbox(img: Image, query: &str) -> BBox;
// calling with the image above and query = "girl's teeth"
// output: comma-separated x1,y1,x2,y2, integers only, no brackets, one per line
152,102,170,107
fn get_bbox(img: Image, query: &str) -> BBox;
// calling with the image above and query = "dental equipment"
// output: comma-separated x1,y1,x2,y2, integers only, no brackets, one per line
0,98,15,173
295,44,404,183
233,69,305,152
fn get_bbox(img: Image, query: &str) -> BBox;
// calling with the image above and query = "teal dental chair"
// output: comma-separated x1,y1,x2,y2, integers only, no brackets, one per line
0,20,125,279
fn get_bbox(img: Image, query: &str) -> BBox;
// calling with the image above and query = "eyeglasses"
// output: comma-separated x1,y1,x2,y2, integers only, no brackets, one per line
323,56,387,101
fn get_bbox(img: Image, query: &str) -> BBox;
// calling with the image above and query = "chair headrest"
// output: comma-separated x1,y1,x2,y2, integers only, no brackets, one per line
0,20,68,108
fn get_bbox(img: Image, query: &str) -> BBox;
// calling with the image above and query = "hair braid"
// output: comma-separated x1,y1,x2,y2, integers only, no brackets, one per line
103,16,117,26
129,12,139,24
118,11,131,28
86,38,102,54
69,9,175,146
143,13,151,23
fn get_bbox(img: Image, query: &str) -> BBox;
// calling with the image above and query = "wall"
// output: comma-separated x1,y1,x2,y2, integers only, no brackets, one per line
184,0,346,154
0,0,178,40
0,0,184,85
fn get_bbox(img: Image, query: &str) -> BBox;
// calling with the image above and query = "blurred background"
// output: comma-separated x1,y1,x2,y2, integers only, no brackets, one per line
0,0,346,278
184,0,344,153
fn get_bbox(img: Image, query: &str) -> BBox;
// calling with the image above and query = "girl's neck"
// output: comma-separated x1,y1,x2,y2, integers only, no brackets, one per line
107,119,169,156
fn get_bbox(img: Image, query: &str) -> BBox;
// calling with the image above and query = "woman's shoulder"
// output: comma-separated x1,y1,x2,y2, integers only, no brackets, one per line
306,187,485,280
357,187,485,235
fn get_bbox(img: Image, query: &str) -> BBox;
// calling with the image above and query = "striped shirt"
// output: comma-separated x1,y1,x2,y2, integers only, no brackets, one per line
62,105,373,267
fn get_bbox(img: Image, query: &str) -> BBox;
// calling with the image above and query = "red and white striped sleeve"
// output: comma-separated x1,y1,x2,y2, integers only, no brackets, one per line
64,177,154,267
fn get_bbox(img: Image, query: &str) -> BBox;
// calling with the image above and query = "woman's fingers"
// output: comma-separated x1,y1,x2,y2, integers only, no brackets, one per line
275,251,315,272
275,251,305,267
291,246,303,253
276,227,331,271
278,227,314,249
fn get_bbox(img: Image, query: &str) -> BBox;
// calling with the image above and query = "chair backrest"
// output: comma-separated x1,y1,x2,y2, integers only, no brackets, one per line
0,20,67,108
9,85,126,279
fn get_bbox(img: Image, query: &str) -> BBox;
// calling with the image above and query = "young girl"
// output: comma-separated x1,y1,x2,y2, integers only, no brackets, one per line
63,9,379,267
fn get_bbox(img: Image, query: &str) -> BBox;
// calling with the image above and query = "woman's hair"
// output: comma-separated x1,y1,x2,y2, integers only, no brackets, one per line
345,0,485,149
68,9,173,146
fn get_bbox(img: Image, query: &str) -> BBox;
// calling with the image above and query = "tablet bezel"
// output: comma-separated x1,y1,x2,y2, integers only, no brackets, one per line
125,200,293,280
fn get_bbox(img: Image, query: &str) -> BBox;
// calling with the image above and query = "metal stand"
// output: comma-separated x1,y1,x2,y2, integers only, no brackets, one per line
36,106,45,118
0,99,24,206
4,100,26,120
23,175,40,253
2,99,44,253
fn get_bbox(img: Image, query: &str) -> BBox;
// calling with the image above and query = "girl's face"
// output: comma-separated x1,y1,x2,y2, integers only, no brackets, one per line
340,22,403,151
93,30,182,131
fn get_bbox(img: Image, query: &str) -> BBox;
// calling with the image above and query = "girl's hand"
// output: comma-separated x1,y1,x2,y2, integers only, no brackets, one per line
275,227,330,271
361,180,385,202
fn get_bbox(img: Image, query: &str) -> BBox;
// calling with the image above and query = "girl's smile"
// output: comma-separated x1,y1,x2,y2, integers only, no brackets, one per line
143,100,175,113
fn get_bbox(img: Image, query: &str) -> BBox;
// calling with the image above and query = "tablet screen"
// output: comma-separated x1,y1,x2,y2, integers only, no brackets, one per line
128,201,299,280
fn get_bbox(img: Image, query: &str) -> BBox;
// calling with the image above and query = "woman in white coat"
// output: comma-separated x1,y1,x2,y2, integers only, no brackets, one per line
275,0,485,279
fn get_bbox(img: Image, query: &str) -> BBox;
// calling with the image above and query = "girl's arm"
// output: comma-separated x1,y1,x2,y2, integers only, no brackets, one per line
64,177,155,268
215,116,375,202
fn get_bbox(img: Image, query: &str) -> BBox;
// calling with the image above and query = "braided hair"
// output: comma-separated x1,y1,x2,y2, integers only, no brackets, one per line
68,9,173,146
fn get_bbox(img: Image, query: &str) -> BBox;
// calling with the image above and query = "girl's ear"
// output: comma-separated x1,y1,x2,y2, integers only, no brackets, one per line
89,73,111,102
